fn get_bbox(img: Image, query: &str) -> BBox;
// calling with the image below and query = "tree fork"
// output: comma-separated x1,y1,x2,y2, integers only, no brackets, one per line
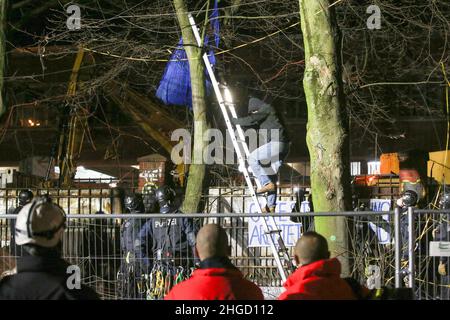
298,0,351,275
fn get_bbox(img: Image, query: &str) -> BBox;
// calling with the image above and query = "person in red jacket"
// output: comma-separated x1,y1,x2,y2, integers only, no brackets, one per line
278,231,368,300
165,224,264,300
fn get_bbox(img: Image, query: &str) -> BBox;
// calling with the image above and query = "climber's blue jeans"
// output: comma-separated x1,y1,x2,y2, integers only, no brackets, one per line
248,141,290,208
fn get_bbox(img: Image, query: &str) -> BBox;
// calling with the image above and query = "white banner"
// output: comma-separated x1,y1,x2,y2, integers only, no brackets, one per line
248,200,301,247
368,199,391,244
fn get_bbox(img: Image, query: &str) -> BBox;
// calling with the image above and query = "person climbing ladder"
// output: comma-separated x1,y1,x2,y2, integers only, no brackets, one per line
231,93,290,213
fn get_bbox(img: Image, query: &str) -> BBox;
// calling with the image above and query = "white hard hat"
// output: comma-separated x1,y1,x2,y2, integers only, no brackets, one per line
15,196,66,248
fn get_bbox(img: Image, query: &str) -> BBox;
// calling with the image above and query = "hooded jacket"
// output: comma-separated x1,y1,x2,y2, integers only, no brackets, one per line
0,251,99,300
278,258,365,300
233,97,289,144
164,257,264,300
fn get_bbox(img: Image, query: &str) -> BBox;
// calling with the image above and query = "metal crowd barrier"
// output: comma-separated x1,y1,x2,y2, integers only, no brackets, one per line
407,208,450,300
0,210,448,300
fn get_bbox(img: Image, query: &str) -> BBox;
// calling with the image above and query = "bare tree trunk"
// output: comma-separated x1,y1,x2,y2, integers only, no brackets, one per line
298,0,351,275
0,0,6,117
173,0,209,213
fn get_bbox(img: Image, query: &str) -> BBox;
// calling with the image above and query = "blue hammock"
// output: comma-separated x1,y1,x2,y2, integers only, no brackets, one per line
156,1,220,109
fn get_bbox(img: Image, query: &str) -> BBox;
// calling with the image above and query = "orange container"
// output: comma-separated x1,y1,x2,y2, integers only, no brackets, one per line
380,153,399,175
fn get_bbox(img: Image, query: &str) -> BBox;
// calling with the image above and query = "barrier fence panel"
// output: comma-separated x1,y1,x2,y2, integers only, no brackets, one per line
0,188,118,215
414,209,450,300
347,211,397,290
0,210,448,300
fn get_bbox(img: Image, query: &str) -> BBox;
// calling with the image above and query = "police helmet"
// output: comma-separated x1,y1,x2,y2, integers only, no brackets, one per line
142,183,157,195
15,196,66,248
143,186,158,213
155,186,176,204
124,193,144,212
401,190,418,207
439,191,450,210
18,189,34,206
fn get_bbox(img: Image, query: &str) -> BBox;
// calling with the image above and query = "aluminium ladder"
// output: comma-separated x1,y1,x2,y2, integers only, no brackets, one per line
188,14,294,282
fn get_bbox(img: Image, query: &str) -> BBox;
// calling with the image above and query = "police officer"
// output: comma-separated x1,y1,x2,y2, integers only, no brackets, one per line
142,183,158,214
117,193,146,299
9,190,34,257
290,188,314,232
396,190,418,261
434,190,450,299
136,185,198,299
396,189,430,290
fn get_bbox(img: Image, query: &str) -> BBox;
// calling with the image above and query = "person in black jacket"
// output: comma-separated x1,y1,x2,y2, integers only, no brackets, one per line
0,196,99,300
231,95,290,212
396,189,419,261
117,193,149,299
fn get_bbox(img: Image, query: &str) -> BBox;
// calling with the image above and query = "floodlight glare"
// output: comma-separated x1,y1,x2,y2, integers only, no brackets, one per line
224,87,233,103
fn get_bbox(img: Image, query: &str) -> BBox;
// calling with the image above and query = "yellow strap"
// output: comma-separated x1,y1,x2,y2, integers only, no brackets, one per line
152,271,164,298
441,62,449,185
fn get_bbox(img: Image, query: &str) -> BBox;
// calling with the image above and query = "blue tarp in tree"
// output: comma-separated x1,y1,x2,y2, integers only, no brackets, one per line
156,1,220,109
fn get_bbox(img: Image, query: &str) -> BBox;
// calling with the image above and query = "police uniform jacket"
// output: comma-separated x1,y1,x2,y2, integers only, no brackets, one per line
136,209,198,268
